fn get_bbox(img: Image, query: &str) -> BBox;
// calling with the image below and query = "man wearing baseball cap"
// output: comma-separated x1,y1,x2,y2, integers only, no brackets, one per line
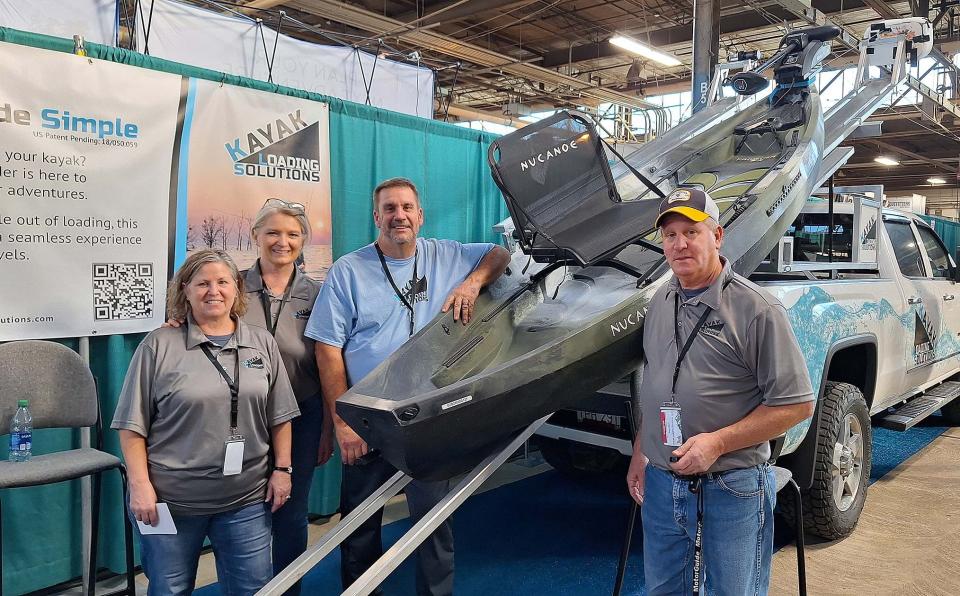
626,187,814,595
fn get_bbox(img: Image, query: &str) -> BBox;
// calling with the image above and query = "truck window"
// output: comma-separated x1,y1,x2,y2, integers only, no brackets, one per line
884,220,926,277
787,213,854,262
915,224,952,279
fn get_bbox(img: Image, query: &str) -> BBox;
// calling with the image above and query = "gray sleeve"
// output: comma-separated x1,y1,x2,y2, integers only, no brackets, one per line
266,337,300,425
746,304,815,406
110,340,157,436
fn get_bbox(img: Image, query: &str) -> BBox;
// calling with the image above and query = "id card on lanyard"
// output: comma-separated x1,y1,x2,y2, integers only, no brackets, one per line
200,344,244,476
662,291,716,447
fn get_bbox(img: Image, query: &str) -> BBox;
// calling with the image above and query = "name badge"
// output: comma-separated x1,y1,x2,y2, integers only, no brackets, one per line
660,404,683,447
223,436,245,476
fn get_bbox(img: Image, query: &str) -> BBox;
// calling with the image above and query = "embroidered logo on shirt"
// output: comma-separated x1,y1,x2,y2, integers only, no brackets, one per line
242,356,265,369
294,308,312,320
699,320,725,338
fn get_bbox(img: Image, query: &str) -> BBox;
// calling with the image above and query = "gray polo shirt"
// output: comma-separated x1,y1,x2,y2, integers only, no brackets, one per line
640,259,814,473
112,315,300,515
243,261,322,405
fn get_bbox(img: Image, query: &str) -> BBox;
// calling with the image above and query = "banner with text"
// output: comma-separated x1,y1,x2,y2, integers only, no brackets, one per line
182,79,333,281
0,42,182,341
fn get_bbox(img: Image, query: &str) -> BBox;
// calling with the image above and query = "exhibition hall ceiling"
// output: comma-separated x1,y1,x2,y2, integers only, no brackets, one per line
136,0,960,194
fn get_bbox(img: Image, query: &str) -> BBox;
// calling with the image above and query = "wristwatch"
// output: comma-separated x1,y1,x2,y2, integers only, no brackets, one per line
273,466,293,474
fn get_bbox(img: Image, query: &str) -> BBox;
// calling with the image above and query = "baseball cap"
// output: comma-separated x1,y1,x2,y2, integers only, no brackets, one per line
655,188,721,227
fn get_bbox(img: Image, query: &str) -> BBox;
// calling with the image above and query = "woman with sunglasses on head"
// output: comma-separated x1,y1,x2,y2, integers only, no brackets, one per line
244,198,334,592
166,199,333,594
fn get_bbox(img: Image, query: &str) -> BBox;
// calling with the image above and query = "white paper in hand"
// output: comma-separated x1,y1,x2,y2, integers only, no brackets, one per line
136,503,178,535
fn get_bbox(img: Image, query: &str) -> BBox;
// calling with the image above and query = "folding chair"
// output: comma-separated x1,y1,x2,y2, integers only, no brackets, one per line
0,340,135,595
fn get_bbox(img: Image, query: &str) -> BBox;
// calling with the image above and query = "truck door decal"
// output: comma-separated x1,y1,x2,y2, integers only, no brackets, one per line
914,305,937,366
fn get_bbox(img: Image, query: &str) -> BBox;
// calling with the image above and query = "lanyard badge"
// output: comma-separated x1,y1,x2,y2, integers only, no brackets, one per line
200,344,245,476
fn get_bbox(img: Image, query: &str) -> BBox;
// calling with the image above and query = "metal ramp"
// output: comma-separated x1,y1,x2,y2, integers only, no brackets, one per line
256,416,549,596
880,381,960,431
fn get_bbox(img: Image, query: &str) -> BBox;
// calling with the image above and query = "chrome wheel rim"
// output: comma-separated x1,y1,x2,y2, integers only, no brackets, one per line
831,413,864,512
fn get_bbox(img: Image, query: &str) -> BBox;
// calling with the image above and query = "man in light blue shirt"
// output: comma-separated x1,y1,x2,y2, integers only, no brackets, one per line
307,177,510,596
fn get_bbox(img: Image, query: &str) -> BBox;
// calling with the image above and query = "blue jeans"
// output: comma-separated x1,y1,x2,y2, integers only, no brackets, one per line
641,464,776,596
135,501,273,596
272,396,324,596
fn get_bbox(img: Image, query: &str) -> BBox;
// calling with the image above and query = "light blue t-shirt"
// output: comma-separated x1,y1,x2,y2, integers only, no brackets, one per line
306,237,494,386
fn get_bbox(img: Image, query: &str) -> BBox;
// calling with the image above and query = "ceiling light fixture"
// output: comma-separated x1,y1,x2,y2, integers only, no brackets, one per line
927,177,947,184
610,35,681,67
874,156,900,166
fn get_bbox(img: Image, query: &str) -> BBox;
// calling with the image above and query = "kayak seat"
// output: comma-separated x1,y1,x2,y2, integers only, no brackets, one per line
488,111,659,267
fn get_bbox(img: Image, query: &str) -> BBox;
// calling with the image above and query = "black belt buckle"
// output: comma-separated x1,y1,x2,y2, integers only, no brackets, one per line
673,473,702,493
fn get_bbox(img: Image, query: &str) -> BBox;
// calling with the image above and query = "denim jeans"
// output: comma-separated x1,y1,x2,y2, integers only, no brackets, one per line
641,464,776,596
135,501,273,596
272,396,324,596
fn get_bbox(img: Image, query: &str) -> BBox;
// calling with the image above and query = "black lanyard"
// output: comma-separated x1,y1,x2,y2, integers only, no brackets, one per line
259,266,296,336
200,344,240,435
671,277,732,398
374,243,418,337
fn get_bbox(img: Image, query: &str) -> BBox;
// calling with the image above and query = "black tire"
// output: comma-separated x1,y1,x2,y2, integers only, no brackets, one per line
941,398,960,426
534,436,625,476
781,381,872,540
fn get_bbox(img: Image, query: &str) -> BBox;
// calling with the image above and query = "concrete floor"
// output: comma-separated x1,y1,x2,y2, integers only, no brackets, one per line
75,431,960,595
769,428,960,596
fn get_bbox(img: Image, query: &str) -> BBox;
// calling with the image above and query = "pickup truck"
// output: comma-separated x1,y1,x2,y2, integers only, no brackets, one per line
533,195,960,539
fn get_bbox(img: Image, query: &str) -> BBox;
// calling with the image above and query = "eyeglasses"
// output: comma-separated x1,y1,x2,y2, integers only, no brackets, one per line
262,198,306,214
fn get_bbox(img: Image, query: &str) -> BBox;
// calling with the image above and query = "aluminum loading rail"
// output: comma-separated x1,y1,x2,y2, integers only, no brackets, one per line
257,416,550,596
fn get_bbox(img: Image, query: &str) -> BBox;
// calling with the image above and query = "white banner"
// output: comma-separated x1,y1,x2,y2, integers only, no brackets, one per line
0,42,181,341
0,0,116,45
181,80,333,281
137,0,433,118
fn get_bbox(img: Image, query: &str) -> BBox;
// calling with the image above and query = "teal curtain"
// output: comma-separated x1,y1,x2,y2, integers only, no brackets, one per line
0,27,505,595
921,213,960,257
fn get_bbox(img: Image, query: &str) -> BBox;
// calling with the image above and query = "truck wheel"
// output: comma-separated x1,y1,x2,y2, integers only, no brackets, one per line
534,436,624,476
782,381,872,540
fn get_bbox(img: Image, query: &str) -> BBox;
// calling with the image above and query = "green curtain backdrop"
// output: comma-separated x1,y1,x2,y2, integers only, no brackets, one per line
0,27,507,595
921,213,960,257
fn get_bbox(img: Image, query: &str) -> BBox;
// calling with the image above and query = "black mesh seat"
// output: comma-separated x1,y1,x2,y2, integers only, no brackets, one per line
0,340,135,595
488,111,659,266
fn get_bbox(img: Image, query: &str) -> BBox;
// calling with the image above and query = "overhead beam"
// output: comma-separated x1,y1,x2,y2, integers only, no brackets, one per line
393,0,540,29
285,0,665,112
874,139,957,173
539,0,871,67
862,0,901,19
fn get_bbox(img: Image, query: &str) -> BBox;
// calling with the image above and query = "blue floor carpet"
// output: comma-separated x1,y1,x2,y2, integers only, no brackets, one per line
195,417,951,595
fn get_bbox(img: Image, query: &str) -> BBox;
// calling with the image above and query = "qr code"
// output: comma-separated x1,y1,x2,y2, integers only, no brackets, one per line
93,263,154,321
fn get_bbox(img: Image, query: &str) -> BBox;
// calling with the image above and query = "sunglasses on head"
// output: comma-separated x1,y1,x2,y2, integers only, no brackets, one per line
262,198,306,213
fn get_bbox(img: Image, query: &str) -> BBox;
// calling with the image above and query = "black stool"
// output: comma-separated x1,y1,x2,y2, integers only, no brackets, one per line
771,465,807,596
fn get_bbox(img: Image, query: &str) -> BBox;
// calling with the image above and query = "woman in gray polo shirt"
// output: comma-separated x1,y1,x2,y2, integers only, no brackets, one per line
243,199,332,593
113,250,300,596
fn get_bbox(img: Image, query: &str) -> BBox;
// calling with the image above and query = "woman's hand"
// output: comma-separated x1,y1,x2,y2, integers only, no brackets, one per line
129,479,160,526
161,318,184,329
266,470,293,512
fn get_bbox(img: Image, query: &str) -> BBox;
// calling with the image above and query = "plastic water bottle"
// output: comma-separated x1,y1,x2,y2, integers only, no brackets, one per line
9,399,32,462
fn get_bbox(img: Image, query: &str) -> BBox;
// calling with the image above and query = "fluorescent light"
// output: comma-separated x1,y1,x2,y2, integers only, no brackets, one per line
928,177,947,184
610,35,682,67
874,156,900,166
